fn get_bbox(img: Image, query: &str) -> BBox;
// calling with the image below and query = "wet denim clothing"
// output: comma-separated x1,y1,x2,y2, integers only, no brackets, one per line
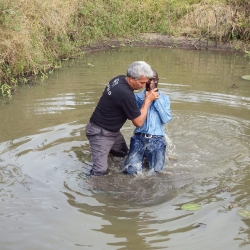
122,134,166,175
134,90,172,136
122,90,172,175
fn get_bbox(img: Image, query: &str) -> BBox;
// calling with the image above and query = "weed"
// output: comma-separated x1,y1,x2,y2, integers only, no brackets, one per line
0,0,249,97
0,83,12,99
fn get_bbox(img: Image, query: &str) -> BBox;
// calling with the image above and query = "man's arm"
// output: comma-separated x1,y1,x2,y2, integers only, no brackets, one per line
131,89,158,127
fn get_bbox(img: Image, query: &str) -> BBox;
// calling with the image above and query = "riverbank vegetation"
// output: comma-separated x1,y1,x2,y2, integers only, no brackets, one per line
0,0,249,98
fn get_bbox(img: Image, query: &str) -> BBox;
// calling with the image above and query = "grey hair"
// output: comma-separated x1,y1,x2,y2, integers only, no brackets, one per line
126,61,154,79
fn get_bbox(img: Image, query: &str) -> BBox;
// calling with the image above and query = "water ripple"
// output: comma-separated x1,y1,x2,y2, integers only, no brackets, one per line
168,90,250,109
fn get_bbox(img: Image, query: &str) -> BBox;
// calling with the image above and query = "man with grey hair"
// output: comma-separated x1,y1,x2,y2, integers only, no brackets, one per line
85,61,159,176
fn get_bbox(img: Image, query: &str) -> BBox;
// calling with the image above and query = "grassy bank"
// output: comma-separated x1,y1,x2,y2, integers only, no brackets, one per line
0,0,249,98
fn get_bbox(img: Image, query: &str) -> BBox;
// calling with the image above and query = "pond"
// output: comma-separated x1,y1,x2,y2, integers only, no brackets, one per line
0,47,250,250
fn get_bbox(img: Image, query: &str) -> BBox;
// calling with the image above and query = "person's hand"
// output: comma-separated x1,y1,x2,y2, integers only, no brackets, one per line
145,88,159,102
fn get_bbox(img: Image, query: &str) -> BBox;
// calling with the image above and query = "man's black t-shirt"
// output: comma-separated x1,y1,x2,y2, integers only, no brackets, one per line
90,75,141,132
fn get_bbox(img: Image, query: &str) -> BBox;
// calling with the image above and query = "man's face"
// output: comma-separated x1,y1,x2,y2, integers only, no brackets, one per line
130,76,149,90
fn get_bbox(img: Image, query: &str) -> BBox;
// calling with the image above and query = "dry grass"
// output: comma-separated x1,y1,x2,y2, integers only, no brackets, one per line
175,0,250,42
0,0,78,84
175,2,232,39
0,0,249,97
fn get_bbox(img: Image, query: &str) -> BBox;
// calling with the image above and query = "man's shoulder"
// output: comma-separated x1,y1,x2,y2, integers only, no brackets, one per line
109,75,126,87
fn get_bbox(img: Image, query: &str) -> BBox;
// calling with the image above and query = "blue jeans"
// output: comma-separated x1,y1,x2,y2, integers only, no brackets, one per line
122,134,166,175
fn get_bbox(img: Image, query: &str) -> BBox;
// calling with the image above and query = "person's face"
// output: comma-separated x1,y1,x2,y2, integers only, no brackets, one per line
129,76,149,90
149,73,159,90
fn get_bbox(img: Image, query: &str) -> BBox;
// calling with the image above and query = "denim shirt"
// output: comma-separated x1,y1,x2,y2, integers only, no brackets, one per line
134,90,172,136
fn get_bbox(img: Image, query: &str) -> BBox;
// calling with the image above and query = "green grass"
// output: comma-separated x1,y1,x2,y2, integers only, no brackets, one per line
0,0,249,98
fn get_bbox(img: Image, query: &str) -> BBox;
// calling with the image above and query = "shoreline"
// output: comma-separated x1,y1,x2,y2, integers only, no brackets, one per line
81,33,249,54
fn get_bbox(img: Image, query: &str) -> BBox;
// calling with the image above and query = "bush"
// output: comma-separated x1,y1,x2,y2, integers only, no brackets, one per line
0,0,249,98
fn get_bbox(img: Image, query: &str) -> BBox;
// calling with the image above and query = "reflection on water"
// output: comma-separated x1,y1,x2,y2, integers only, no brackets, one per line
168,84,250,110
0,48,250,249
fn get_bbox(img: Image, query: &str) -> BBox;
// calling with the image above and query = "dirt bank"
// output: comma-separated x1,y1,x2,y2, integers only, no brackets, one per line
82,33,250,54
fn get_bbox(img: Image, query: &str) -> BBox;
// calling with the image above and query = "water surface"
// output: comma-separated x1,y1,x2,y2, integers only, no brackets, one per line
0,47,250,249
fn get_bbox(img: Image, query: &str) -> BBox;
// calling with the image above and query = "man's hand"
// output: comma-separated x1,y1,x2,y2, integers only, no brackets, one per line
132,88,159,127
145,88,159,102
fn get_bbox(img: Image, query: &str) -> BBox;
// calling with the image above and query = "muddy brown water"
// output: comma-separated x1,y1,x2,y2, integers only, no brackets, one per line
0,47,250,249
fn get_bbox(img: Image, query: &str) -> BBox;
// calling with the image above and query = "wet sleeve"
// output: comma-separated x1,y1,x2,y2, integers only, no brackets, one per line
153,93,172,124
134,92,144,109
